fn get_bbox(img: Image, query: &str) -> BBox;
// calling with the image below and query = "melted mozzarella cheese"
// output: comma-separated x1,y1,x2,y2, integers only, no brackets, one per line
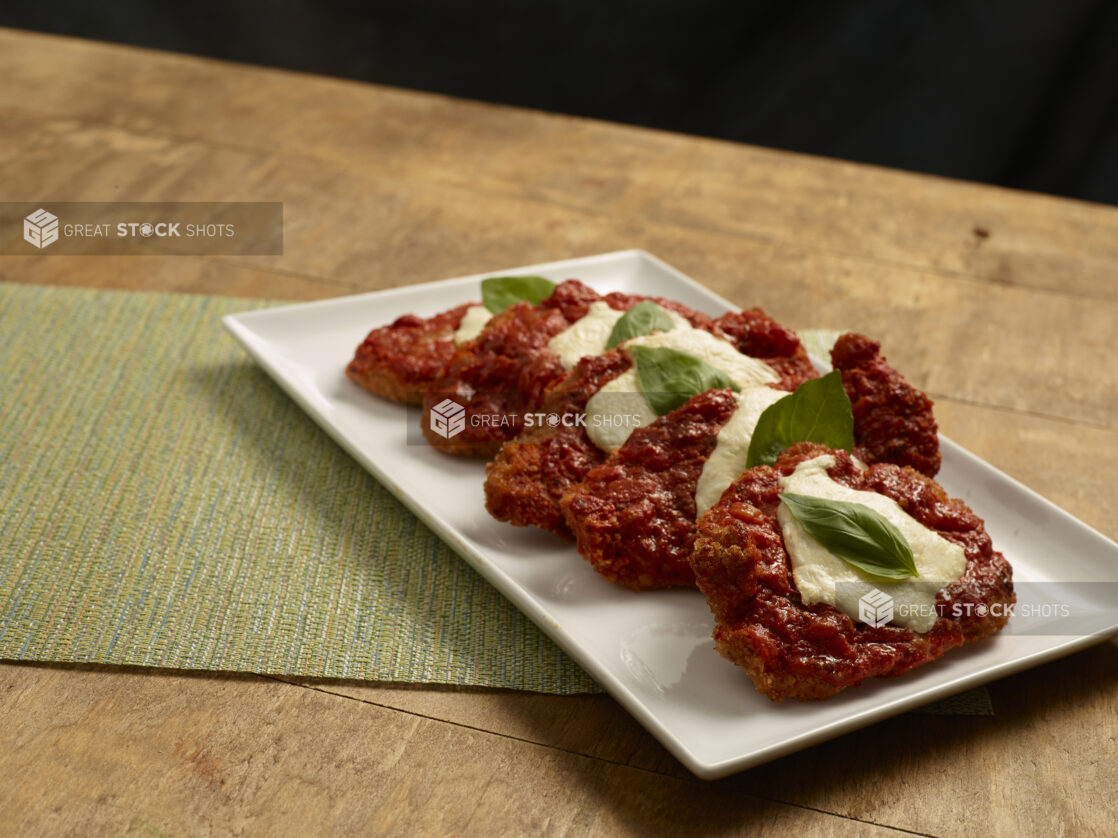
583,368,659,453
546,301,627,369
546,301,693,370
453,305,493,344
585,328,780,453
694,386,790,517
777,455,966,633
621,328,780,389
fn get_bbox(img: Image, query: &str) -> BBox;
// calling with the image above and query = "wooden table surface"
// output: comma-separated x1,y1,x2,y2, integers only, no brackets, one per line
2,27,1116,837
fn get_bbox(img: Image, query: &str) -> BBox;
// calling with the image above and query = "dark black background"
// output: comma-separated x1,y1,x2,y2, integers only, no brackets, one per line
6,0,1118,205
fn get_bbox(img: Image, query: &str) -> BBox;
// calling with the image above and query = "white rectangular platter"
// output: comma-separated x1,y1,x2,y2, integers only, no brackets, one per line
224,249,1118,779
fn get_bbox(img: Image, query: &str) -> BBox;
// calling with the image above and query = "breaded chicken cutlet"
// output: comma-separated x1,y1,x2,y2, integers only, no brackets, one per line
833,332,940,477
689,443,1014,701
346,302,476,405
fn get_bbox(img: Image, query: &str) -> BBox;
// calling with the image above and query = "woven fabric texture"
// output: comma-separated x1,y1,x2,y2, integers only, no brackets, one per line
0,283,596,692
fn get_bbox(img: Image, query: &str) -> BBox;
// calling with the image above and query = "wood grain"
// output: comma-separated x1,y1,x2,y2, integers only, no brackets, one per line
4,115,1115,430
0,663,916,838
3,29,1118,302
1,26,1116,838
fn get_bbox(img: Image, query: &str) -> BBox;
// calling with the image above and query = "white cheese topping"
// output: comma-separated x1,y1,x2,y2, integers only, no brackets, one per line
777,455,966,633
546,301,627,369
453,305,493,344
694,386,790,517
546,301,693,370
623,328,781,389
584,328,780,453
582,368,659,453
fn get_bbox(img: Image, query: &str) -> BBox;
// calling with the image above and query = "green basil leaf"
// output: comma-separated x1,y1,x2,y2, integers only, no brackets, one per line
630,345,739,416
745,370,853,467
481,276,556,314
779,492,918,580
606,301,677,349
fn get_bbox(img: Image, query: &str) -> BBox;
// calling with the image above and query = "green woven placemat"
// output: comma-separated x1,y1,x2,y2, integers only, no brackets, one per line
0,282,992,713
0,282,595,692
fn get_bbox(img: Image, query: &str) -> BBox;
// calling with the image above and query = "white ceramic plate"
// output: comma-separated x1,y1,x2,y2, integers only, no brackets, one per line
224,249,1118,779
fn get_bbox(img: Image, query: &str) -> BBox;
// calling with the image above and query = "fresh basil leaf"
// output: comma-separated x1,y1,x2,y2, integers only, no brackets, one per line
779,492,918,580
606,301,677,349
481,276,556,314
630,345,739,416
745,370,853,467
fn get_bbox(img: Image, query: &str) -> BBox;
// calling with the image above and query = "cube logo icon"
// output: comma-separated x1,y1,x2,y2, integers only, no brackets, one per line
24,208,60,249
429,397,466,439
858,588,894,628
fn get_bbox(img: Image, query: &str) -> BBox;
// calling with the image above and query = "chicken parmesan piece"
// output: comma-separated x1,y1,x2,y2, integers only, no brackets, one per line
346,302,476,405
422,280,718,456
832,332,940,477
560,388,742,587
690,443,1014,701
